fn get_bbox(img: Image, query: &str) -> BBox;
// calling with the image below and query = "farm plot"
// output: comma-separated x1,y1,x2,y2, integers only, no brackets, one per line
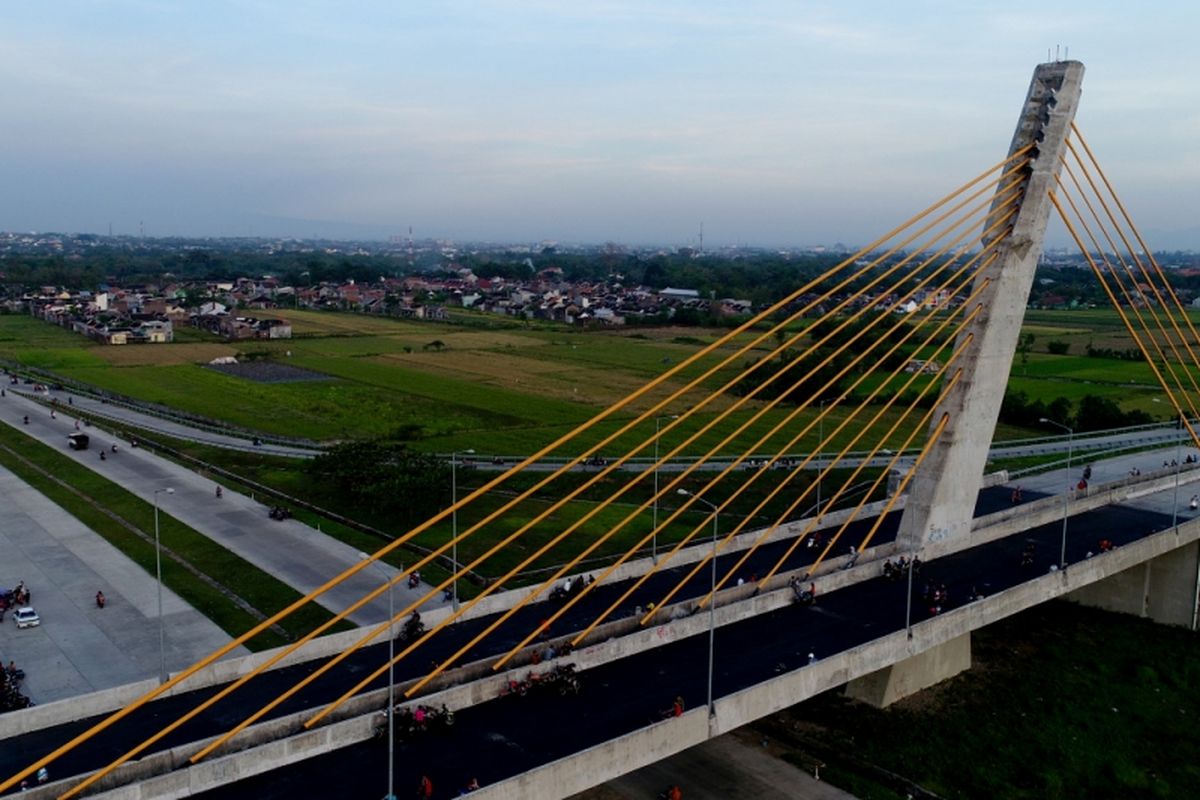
274,308,433,337
54,361,502,440
385,349,712,411
93,342,237,367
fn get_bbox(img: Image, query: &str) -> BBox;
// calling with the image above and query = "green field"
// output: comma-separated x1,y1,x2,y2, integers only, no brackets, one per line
757,600,1200,799
0,306,1190,457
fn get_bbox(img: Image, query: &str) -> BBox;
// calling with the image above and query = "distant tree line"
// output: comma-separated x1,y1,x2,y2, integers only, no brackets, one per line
1000,389,1154,433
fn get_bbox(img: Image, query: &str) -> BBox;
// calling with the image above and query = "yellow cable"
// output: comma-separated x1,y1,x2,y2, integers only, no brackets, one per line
1054,170,1200,432
499,236,1008,664
299,177,1026,719
1071,123,1200,389
1051,191,1200,449
10,152,1033,794
1061,145,1200,409
687,313,979,603
700,259,1002,602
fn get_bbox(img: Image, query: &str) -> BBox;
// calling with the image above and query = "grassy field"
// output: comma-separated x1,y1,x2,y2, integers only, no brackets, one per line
1,307,1193,456
755,600,1200,799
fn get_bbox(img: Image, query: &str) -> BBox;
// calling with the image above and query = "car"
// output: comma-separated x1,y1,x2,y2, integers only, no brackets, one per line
13,607,39,629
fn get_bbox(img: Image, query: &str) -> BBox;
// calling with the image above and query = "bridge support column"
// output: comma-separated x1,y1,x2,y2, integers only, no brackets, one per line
1067,541,1200,628
844,633,971,708
895,61,1084,553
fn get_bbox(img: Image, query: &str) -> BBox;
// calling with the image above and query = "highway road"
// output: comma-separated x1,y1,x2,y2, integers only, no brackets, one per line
189,499,1179,800
2,474,1188,798
11,383,1187,474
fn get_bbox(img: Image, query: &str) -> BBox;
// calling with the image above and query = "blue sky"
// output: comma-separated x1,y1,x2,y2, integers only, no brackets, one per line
2,1,1197,246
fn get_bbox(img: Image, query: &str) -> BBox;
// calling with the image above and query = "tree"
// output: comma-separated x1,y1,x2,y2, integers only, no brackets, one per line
1018,332,1036,374
307,441,450,523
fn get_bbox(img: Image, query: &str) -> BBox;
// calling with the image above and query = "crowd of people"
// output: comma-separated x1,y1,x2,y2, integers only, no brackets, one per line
921,580,950,616
498,663,581,699
881,556,921,582
375,703,456,743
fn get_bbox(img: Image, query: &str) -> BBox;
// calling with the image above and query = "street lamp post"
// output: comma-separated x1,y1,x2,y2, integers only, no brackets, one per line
816,399,826,518
359,553,395,800
1040,417,1073,569
451,449,474,611
152,487,174,684
677,489,717,721
653,415,678,562
1173,414,1183,531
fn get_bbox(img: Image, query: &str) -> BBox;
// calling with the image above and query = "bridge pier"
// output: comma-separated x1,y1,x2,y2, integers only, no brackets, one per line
843,632,971,708
1066,540,1200,629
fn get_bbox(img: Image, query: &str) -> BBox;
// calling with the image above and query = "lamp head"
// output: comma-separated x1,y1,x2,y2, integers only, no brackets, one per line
676,488,690,497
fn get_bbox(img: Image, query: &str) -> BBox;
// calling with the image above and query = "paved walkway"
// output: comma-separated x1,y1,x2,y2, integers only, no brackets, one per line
569,730,857,800
0,463,246,705
0,391,444,630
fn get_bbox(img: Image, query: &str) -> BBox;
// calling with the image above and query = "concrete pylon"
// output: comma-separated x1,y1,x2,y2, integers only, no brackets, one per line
896,61,1085,552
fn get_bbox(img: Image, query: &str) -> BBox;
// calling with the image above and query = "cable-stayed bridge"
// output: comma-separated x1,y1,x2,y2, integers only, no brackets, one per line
5,59,1200,800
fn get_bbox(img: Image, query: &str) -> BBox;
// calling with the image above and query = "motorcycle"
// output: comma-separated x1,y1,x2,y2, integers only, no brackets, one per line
397,614,425,642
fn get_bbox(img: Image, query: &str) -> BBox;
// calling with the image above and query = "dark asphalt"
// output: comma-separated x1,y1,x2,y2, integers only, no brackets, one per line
2,486,1175,798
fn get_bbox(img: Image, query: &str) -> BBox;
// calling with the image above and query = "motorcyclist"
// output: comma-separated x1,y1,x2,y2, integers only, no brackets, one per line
403,611,424,640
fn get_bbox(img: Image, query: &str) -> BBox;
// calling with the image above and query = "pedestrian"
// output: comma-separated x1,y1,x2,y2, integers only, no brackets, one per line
50,409,56,419
416,774,433,799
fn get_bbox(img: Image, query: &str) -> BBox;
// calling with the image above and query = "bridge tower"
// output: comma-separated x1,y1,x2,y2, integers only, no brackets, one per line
896,60,1085,553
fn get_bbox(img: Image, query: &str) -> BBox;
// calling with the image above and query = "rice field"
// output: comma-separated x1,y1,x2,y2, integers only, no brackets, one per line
0,305,1189,453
